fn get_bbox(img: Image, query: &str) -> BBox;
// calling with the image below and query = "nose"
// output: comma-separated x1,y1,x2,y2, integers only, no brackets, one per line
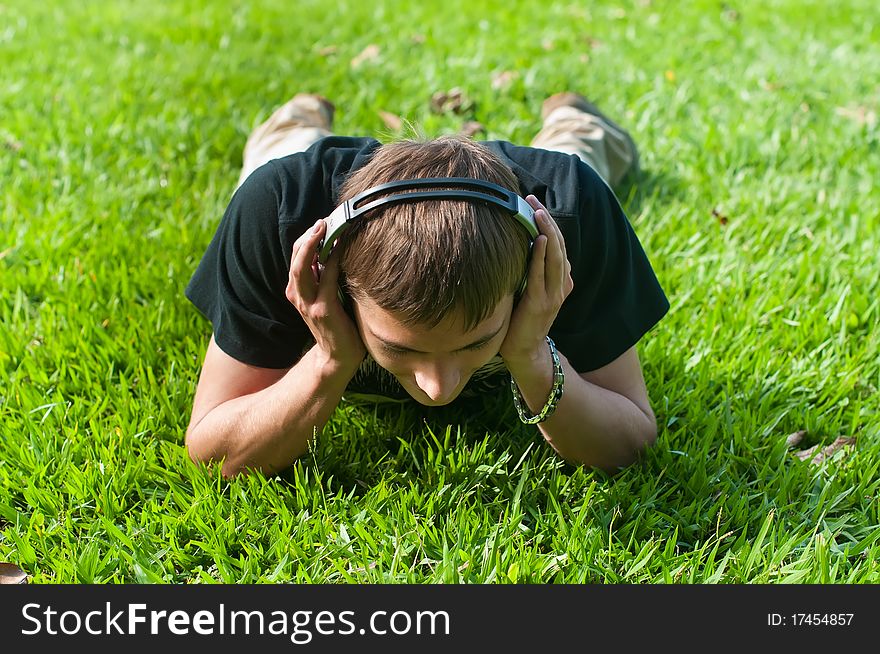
413,363,461,403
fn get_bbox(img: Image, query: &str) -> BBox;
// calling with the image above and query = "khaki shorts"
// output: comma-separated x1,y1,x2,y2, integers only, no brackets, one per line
237,93,638,190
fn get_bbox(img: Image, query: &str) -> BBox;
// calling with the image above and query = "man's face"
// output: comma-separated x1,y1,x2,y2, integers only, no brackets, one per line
351,295,515,406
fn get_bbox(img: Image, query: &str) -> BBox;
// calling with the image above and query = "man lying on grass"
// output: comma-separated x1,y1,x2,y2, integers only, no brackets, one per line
184,92,669,477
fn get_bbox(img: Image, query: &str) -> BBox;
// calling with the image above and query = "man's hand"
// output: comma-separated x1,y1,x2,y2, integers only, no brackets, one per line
499,195,574,366
285,219,366,368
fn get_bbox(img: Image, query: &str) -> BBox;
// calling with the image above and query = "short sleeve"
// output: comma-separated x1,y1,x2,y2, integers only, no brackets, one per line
185,163,309,368
550,163,669,372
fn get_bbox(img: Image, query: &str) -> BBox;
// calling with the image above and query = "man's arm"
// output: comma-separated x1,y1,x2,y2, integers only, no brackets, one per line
185,335,360,478
186,218,366,478
500,194,659,472
504,345,657,472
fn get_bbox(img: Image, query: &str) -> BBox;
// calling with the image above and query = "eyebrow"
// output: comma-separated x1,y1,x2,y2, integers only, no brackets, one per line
373,324,504,354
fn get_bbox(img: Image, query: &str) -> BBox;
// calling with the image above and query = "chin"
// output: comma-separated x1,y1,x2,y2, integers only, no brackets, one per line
408,390,462,407
416,398,456,407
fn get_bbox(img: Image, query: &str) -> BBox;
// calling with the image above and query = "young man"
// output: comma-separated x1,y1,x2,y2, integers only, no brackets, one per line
184,92,669,478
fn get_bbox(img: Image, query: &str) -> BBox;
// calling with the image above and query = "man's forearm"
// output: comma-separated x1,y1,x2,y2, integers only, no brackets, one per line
185,346,360,477
506,351,657,471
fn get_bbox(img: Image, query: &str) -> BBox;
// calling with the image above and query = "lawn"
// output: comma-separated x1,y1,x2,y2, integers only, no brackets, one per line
1,0,878,583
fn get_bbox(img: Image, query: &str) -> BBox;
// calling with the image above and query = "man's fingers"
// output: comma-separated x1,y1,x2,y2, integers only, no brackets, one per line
525,194,545,214
533,209,563,292
546,218,566,284
289,219,326,303
526,195,570,296
527,194,565,248
527,234,547,294
317,250,342,301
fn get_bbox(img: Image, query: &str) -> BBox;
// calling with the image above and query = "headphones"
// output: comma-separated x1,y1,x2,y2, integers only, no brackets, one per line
318,177,539,264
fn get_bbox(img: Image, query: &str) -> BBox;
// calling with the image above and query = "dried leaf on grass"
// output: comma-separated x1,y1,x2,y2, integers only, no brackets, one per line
785,430,806,448
760,79,784,92
794,444,818,461
351,44,380,68
317,45,338,57
0,562,28,584
378,111,404,131
459,121,484,138
430,87,473,115
491,70,518,90
722,5,741,22
793,436,856,465
835,105,877,128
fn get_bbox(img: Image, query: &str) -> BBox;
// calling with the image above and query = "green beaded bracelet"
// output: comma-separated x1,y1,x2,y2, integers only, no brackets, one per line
510,336,565,424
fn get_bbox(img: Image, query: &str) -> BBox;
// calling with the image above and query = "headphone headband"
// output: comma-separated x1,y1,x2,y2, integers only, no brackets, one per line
318,177,538,263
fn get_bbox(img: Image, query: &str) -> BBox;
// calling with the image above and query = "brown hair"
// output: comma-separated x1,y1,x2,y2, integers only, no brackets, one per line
336,136,530,331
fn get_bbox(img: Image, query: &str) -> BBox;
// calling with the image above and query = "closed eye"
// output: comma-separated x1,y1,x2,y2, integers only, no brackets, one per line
381,339,492,357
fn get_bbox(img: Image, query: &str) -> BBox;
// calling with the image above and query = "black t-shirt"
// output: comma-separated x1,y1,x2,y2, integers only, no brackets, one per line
185,136,669,401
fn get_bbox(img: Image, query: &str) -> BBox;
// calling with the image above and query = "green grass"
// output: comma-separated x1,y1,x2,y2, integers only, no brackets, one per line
1,0,878,583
